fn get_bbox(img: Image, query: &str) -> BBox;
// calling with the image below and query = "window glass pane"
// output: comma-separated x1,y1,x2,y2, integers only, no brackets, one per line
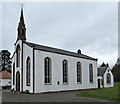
77,78,80,82
45,67,47,76
16,45,20,67
48,76,50,83
107,74,111,84
89,64,93,83
77,62,81,83
26,57,30,85
45,58,51,84
45,77,47,83
63,60,68,83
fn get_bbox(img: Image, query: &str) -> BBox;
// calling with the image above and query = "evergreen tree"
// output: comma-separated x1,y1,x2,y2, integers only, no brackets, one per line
112,64,120,82
0,50,12,72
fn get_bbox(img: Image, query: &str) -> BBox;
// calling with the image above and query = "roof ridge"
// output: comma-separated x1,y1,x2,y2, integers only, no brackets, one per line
26,41,76,53
25,41,97,61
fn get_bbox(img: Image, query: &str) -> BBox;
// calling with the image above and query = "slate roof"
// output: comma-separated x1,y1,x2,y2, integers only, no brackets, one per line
24,41,97,61
0,70,11,79
97,66,107,76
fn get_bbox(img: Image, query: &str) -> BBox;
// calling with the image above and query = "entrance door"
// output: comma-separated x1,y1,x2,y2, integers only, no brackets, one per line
16,72,20,92
98,79,100,88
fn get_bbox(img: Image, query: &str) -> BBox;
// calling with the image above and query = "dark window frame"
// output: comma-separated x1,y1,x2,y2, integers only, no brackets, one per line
16,45,20,67
26,57,31,86
107,73,111,84
77,62,82,84
89,64,93,84
44,57,51,85
63,60,68,84
13,63,15,85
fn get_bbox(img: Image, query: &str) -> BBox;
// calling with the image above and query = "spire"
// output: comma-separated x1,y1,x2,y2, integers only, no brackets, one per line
20,4,24,25
17,4,26,41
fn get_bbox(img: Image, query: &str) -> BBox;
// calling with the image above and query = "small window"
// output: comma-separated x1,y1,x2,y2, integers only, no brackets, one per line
63,60,68,84
107,73,111,84
89,64,93,83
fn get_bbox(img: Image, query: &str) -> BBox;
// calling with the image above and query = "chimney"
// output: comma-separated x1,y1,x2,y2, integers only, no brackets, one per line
77,49,81,54
106,63,109,67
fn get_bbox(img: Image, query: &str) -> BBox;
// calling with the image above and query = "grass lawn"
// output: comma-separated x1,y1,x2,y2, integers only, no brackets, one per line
77,82,120,102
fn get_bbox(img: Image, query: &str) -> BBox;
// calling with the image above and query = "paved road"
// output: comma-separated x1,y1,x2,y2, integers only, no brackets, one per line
2,89,115,102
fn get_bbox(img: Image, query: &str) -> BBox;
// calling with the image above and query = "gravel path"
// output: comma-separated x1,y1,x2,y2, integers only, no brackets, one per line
2,89,116,102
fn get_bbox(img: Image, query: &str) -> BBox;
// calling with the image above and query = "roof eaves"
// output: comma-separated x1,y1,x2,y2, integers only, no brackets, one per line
24,41,97,61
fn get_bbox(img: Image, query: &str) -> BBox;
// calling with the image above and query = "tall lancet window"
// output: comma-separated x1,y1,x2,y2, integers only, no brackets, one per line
107,73,111,84
26,57,31,86
44,57,51,84
63,60,68,84
77,62,82,83
13,63,15,85
89,64,93,83
16,45,20,67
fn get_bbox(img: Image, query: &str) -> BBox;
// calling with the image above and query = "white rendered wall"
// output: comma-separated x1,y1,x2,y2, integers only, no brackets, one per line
0,79,11,87
11,40,22,91
34,50,98,93
11,41,34,93
22,43,33,93
11,41,98,93
103,68,114,88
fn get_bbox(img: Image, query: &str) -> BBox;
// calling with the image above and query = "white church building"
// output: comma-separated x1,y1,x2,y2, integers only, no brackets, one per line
11,7,107,94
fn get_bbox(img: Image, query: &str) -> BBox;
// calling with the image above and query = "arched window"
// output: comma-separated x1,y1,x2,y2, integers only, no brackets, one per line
63,60,68,84
26,57,31,86
13,63,15,85
107,73,111,84
44,57,51,84
16,45,20,67
89,64,93,83
77,62,82,83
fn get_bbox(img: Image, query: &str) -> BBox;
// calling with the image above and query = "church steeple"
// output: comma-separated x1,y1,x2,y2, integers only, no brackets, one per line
17,5,26,41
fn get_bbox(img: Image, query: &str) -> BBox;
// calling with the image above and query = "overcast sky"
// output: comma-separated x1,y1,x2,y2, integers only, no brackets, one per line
2,2,118,67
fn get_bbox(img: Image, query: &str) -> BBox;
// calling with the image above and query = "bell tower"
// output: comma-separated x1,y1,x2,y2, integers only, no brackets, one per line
17,6,26,41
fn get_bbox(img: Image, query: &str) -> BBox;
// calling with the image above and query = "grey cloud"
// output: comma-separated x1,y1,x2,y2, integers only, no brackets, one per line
2,2,118,67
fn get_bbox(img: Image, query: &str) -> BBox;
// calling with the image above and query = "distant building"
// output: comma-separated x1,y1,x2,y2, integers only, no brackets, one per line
97,64,114,88
0,70,11,87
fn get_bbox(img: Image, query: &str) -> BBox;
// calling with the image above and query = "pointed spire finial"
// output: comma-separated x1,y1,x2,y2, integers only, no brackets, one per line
21,4,23,13
20,4,24,25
